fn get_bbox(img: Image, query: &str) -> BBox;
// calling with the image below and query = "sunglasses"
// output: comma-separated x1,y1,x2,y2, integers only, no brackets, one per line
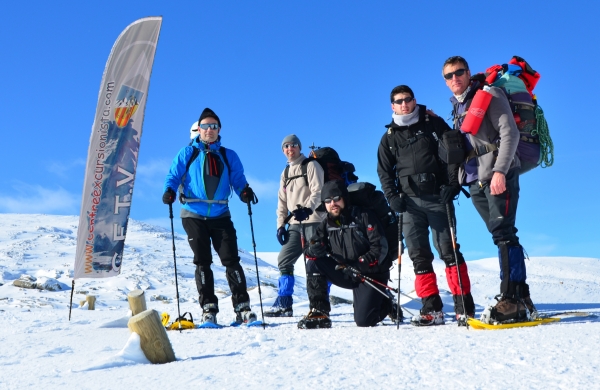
283,143,299,149
392,97,414,105
199,123,219,130
323,196,342,204
443,68,467,80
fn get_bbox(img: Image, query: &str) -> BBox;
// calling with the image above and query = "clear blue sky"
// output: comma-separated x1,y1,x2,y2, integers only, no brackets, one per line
2,1,598,260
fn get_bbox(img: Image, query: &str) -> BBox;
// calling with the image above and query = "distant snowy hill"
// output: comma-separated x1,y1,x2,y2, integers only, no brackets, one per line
1,214,599,389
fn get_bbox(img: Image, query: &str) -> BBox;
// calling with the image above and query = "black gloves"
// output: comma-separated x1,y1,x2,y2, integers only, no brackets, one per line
358,253,378,272
390,194,407,213
162,188,176,205
291,205,313,222
306,239,328,259
241,185,257,204
440,184,461,204
276,226,289,246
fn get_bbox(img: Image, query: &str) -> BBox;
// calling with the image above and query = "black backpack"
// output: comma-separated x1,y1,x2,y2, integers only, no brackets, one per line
284,146,358,189
347,182,398,271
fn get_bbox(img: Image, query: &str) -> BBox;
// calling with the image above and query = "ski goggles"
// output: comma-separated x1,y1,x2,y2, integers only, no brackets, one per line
199,123,219,130
283,143,299,149
323,196,342,204
443,68,467,80
392,97,414,105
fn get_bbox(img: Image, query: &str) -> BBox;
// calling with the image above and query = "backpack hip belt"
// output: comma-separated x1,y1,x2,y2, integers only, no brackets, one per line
465,142,499,162
520,135,539,144
179,195,228,205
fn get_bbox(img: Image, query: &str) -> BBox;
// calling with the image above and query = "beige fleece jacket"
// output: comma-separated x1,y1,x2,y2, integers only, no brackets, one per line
276,154,326,227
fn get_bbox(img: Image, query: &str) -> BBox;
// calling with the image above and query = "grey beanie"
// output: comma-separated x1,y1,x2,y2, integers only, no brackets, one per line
281,134,302,150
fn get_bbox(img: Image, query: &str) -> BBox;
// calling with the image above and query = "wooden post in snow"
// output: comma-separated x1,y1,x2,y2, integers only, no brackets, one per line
128,309,175,364
86,295,96,310
127,289,147,316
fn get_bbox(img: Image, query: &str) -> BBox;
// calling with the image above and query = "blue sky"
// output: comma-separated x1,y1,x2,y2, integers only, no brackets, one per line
2,1,599,260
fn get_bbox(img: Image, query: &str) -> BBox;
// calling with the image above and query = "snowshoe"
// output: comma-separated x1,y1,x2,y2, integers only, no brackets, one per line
410,311,445,326
297,309,332,329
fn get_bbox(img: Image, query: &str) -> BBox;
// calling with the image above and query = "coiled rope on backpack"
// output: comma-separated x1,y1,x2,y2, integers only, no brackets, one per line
532,105,554,168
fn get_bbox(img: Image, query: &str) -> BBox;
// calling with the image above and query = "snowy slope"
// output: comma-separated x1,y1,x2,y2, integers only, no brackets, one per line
0,213,599,389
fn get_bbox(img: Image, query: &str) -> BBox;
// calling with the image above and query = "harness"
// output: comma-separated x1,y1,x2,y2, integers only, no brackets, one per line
178,145,231,204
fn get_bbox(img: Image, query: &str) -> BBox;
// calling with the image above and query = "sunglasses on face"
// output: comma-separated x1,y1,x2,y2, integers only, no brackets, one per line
392,97,414,105
199,123,219,130
283,143,299,149
443,68,467,80
323,196,342,204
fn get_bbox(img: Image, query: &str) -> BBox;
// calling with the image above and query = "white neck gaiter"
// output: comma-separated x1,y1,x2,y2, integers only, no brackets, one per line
392,105,420,126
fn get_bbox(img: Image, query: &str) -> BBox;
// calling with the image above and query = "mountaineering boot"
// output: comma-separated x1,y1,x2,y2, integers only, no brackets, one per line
410,310,445,326
453,293,475,322
233,302,257,325
201,303,218,326
264,296,293,317
480,295,529,324
297,308,332,329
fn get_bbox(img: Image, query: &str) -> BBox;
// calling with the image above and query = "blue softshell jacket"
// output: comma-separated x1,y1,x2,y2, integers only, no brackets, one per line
164,136,248,217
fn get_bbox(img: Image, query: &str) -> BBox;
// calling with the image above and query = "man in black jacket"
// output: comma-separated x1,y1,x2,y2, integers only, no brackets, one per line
377,85,475,326
298,180,397,329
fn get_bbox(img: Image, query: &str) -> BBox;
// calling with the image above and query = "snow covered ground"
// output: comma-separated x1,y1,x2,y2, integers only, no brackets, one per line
0,213,599,389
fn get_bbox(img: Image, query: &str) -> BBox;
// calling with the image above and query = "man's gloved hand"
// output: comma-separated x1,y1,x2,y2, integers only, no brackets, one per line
240,185,256,204
162,188,176,205
306,239,328,259
390,194,407,213
358,253,378,272
336,265,361,282
440,184,461,204
276,226,289,246
291,206,313,222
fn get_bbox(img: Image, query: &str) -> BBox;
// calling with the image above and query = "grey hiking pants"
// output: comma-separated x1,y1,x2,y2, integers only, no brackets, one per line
277,222,320,275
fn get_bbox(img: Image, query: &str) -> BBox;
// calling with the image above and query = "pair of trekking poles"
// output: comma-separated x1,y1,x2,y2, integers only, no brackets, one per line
167,184,265,331
394,194,469,329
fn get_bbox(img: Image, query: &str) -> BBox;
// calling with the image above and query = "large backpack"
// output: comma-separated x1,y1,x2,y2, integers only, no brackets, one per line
347,182,398,272
483,56,554,173
283,146,359,189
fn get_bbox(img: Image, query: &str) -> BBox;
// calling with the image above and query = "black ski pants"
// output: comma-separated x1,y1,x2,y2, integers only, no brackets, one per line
306,257,391,327
403,195,468,312
468,168,521,246
182,216,250,311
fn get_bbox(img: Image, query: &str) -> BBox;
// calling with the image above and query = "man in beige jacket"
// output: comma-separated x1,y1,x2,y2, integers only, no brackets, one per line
265,134,325,317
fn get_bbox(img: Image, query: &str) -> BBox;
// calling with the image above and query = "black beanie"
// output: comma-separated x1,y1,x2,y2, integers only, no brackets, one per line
321,180,349,203
198,108,221,128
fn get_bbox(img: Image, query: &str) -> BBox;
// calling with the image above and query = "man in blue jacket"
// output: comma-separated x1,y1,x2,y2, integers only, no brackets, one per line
163,108,257,327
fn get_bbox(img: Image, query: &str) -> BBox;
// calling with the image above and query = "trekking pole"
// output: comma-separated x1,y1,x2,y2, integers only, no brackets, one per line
245,187,265,328
397,198,404,330
169,203,183,332
299,220,308,270
334,265,389,299
336,263,399,293
446,201,469,329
